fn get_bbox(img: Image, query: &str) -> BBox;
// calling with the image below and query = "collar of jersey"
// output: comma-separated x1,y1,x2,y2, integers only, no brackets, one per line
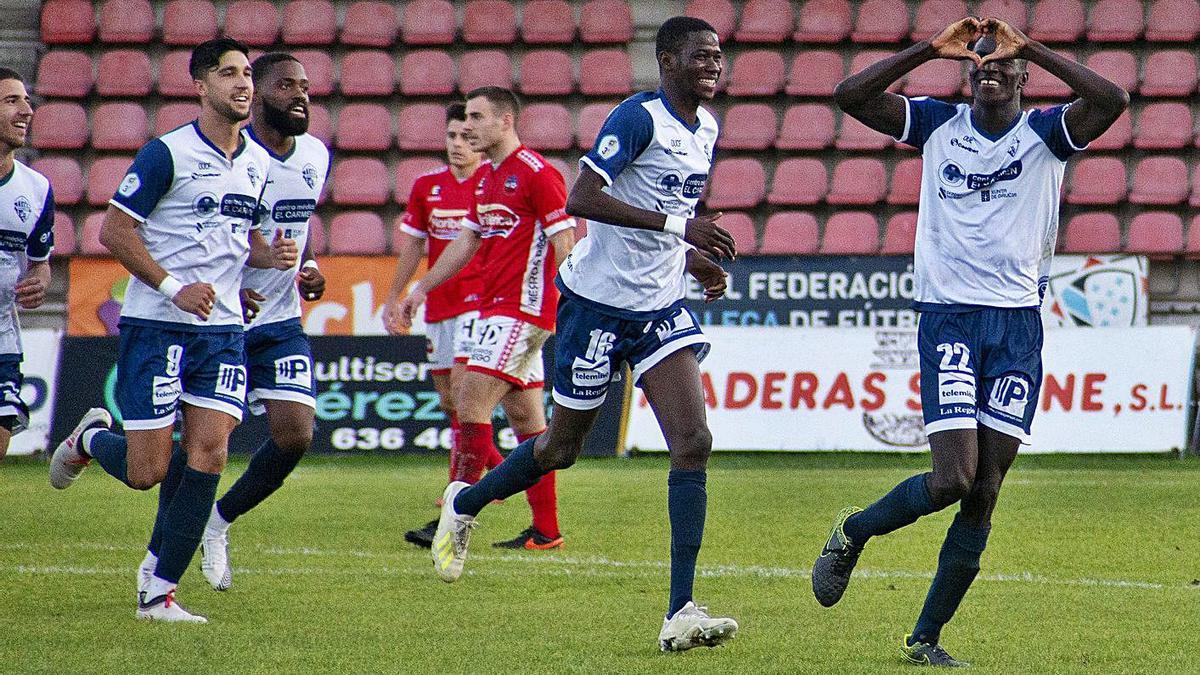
967,108,1025,143
191,120,248,160
247,125,296,162
0,163,13,188
656,89,701,134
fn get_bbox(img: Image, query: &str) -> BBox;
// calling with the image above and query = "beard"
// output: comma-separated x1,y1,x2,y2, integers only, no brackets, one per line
208,94,251,124
262,99,309,136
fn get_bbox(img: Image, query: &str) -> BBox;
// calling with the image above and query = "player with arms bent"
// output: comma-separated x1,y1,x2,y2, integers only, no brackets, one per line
810,18,1127,665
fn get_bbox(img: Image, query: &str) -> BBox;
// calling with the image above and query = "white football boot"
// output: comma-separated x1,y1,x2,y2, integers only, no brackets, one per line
659,602,739,652
136,589,208,624
49,407,112,489
199,510,233,591
431,481,476,583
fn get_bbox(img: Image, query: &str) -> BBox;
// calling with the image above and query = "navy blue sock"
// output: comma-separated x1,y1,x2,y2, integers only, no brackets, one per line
843,472,937,544
87,430,130,487
154,466,220,584
216,439,303,523
453,438,546,517
911,514,991,645
667,469,707,618
148,444,187,556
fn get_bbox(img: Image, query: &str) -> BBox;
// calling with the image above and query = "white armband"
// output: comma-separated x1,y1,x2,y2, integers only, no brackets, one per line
157,275,183,299
663,214,687,238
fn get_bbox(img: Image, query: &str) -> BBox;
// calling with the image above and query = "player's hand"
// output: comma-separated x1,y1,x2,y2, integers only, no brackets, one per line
297,266,325,301
14,275,46,309
173,282,217,320
382,295,407,335
271,229,299,270
979,18,1029,65
686,252,728,303
930,17,984,65
684,212,736,261
240,288,266,322
393,288,426,332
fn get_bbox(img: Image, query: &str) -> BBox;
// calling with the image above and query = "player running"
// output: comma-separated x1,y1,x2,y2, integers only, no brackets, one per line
396,87,571,551
49,38,297,623
0,68,53,460
423,18,738,652
811,18,1127,666
384,102,549,550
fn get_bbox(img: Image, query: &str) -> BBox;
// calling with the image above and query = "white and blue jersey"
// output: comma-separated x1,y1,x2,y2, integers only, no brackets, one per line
561,90,719,317
0,160,53,358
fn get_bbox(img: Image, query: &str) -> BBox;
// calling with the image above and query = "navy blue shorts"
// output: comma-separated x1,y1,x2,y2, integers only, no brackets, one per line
116,320,246,430
0,356,28,433
245,318,315,415
918,307,1043,443
552,291,710,411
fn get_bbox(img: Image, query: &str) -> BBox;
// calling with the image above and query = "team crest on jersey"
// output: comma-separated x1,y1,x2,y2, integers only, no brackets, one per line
1007,136,1021,158
247,164,261,188
12,196,31,223
302,164,318,189
503,175,518,193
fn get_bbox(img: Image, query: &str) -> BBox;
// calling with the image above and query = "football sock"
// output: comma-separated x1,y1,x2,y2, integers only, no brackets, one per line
911,514,990,646
148,444,187,556
667,469,707,618
447,412,460,482
484,442,504,470
83,429,130,486
143,575,174,604
454,437,546,517
216,439,303,523
454,422,494,484
154,466,219,584
843,472,937,543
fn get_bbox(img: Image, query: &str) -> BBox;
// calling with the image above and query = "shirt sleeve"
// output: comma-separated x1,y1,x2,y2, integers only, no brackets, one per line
109,139,174,222
579,100,654,185
1027,104,1087,162
399,177,429,239
26,187,54,261
895,96,959,150
461,175,482,233
528,167,573,236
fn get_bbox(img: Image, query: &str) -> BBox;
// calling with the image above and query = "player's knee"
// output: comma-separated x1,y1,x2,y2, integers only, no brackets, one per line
928,470,973,508
668,427,712,469
126,465,164,491
534,435,580,471
271,426,312,455
970,474,1004,510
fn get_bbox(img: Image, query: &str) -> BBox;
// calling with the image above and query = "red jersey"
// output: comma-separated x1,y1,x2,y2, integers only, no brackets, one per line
463,146,574,331
399,165,487,323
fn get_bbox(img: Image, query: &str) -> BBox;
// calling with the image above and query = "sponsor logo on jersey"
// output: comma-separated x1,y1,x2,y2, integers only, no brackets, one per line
988,373,1031,420
937,187,971,200
937,372,975,406
656,171,683,196
652,308,697,343
117,173,141,197
274,355,312,389
215,363,247,400
682,174,707,199
271,198,317,223
967,160,1022,190
12,196,31,223
597,134,620,159
571,355,611,387
302,163,318,189
151,376,181,407
0,229,28,252
950,137,979,154
193,192,219,217
220,193,258,219
939,161,966,187
980,187,1017,202
476,204,520,238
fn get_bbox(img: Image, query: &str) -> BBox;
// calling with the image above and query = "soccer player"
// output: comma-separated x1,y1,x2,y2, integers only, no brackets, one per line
423,18,738,652
811,18,1127,665
49,38,297,623
0,68,53,460
396,87,571,551
383,102,549,550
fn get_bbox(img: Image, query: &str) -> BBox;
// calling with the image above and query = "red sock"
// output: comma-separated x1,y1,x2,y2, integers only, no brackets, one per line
447,412,460,482
518,430,559,539
454,422,494,485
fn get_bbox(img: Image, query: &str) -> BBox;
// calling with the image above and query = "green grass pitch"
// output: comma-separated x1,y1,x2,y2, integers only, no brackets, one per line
3,452,1198,674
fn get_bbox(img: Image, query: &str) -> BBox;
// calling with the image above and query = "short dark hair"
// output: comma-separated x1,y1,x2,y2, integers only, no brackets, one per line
465,86,520,117
251,52,300,88
189,37,250,80
0,68,23,85
656,16,717,57
445,101,467,123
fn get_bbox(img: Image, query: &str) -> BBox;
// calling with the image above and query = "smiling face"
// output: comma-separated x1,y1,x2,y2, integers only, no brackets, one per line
0,78,32,150
256,59,310,137
661,30,723,101
968,35,1027,108
196,50,253,123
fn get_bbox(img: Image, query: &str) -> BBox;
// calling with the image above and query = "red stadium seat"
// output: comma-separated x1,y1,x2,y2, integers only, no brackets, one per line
522,0,576,43
463,0,517,44
399,50,454,96
1187,215,1200,255
1087,0,1144,41
976,0,1028,32
576,102,615,150
1126,212,1184,254
903,59,964,97
41,0,95,44
720,104,777,150
836,113,893,151
1145,0,1200,41
735,0,794,43
580,50,632,96
340,51,395,97
36,51,93,98
706,159,766,210
329,212,387,254
828,158,887,204
911,0,967,40
719,213,758,255
1089,109,1131,150
86,156,135,206
777,104,835,149
224,0,279,46
760,212,819,255
336,104,393,152
154,102,200,136
794,0,852,43
887,157,923,205
98,0,153,43
1140,51,1198,97
785,51,844,97
1084,51,1138,94
851,0,910,43
52,212,77,255
881,212,917,254
32,158,83,205
1134,103,1193,150
1061,213,1120,253
162,0,218,45
282,0,336,45
92,103,148,151
31,103,88,150
580,0,633,43
546,157,575,190
686,0,735,40
1024,50,1076,98
767,158,827,206
342,2,399,47
460,51,513,93
518,50,573,96
291,50,334,97
394,157,444,204
402,0,457,44
97,50,152,97
306,214,327,254
157,51,196,97
396,104,447,151
80,212,107,255
517,103,573,151
1130,157,1190,205
331,159,390,206
820,212,880,254
1066,157,1127,204
307,102,332,144
1029,0,1085,42
727,51,785,96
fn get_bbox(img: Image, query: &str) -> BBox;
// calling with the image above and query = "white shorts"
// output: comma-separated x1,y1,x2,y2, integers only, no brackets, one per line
466,314,549,390
426,311,481,373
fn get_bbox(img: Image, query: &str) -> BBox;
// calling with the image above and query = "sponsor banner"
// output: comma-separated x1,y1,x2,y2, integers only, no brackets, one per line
625,326,1193,454
1042,254,1148,327
7,329,62,456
